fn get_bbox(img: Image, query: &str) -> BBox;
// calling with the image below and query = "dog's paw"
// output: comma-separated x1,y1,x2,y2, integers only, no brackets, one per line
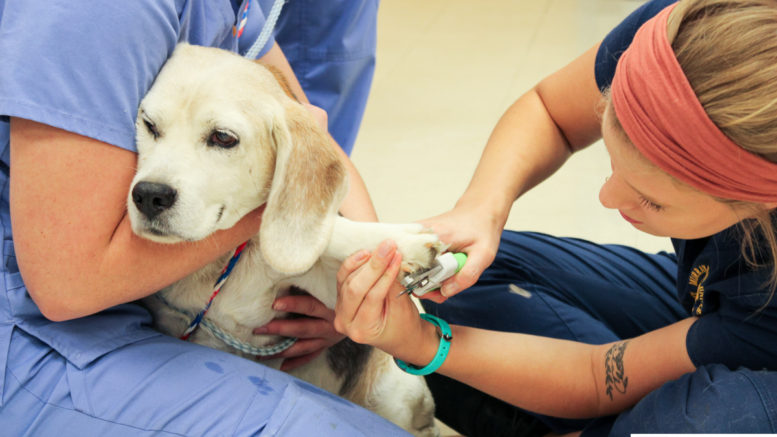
390,224,447,277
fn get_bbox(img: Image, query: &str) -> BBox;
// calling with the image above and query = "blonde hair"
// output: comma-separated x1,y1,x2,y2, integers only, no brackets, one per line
626,0,777,296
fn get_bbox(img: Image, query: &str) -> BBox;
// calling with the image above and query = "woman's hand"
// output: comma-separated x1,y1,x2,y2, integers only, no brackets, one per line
334,240,434,361
419,204,503,301
253,294,345,371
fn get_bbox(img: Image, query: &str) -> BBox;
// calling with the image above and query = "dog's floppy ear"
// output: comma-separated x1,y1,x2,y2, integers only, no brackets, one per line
259,102,348,275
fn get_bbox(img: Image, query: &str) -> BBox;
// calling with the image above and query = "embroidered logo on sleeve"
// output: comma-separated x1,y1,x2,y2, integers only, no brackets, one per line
688,264,710,316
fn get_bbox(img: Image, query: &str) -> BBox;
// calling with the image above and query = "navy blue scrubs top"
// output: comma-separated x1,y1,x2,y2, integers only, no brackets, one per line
594,0,777,371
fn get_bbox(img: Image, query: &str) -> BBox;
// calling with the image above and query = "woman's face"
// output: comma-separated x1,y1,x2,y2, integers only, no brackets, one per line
599,107,761,239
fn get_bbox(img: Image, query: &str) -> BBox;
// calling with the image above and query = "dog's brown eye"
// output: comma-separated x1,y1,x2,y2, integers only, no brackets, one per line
143,118,160,139
208,130,239,149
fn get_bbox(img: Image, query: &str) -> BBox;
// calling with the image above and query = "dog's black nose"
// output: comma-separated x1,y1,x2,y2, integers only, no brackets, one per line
132,181,177,220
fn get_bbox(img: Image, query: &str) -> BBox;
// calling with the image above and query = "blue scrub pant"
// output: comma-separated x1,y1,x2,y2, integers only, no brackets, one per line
422,231,777,436
0,327,407,436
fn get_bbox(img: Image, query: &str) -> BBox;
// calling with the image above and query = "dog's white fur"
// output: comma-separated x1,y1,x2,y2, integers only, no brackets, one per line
128,43,440,436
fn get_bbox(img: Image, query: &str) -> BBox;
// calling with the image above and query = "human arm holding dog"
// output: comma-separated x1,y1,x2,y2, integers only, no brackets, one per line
9,118,266,321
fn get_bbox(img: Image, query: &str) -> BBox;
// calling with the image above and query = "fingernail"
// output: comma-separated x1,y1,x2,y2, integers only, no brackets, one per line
354,250,370,262
441,283,458,297
377,240,393,258
273,301,286,311
391,252,402,267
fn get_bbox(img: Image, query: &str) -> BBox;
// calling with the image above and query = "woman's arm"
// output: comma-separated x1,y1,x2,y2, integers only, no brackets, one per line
457,43,605,228
335,241,697,419
422,44,606,297
432,318,696,418
10,118,263,321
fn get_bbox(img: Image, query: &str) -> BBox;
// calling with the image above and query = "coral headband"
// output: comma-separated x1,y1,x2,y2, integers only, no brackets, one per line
611,4,777,202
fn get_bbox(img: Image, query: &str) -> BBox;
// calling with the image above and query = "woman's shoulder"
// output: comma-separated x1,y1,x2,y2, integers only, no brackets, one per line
680,225,777,370
594,0,678,90
0,1,238,153
675,225,773,305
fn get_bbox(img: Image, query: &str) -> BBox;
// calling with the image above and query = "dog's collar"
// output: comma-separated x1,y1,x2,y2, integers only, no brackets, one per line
155,292,298,357
161,240,299,357
205,320,297,357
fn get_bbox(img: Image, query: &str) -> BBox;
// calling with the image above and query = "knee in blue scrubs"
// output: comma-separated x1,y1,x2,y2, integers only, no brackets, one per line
0,326,406,436
424,231,684,343
611,364,777,435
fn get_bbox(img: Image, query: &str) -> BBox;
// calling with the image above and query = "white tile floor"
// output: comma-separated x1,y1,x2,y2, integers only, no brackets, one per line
350,1,665,435
352,0,672,256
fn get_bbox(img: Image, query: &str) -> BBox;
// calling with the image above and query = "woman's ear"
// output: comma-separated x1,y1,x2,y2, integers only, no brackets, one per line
259,102,349,275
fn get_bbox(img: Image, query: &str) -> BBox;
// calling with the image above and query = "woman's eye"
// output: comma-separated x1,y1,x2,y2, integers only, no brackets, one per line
143,118,160,139
639,195,663,212
208,130,239,149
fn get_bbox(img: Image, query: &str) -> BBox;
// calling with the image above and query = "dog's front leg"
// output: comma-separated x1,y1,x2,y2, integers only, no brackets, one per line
293,216,443,310
324,216,444,273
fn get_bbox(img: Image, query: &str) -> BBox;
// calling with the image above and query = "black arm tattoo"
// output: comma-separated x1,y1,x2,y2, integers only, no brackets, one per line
604,341,629,401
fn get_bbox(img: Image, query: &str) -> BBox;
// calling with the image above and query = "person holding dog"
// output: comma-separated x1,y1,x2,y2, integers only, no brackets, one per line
335,0,777,435
0,1,412,436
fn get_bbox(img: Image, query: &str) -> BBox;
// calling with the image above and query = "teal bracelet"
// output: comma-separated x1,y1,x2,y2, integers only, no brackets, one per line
394,313,452,376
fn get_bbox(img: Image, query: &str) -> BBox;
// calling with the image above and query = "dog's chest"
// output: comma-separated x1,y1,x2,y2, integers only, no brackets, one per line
161,244,285,328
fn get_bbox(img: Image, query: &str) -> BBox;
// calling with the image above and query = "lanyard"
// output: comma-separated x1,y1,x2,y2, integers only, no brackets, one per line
234,0,286,59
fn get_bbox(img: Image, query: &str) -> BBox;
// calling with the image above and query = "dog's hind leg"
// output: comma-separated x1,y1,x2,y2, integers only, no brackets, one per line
365,354,439,437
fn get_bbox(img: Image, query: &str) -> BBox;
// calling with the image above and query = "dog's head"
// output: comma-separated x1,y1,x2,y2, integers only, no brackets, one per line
128,43,348,275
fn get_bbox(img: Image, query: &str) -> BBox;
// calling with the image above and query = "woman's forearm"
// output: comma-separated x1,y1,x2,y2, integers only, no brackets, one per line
456,88,575,226
393,324,602,418
392,318,696,419
456,44,606,222
10,118,262,321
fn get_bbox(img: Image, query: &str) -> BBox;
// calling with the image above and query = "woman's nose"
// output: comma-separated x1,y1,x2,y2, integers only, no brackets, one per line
599,174,634,210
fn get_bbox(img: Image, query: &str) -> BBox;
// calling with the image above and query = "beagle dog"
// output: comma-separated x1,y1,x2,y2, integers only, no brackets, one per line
128,43,441,436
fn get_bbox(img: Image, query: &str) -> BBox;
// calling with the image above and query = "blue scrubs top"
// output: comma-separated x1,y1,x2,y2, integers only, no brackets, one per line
0,2,398,435
232,0,377,155
273,1,378,155
594,0,777,371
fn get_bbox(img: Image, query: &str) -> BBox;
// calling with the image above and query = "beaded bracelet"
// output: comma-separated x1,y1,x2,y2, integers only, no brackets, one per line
394,313,452,376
